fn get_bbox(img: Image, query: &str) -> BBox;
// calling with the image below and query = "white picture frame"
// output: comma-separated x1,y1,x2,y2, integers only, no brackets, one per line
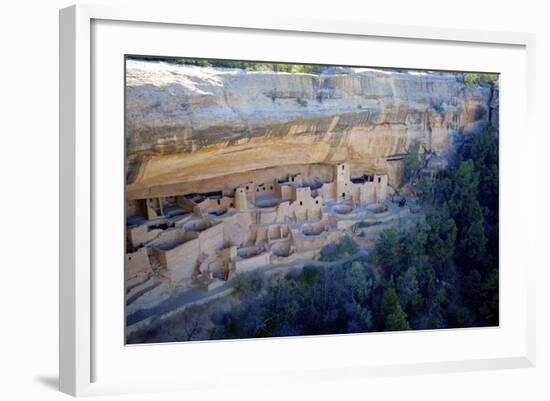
59,4,536,397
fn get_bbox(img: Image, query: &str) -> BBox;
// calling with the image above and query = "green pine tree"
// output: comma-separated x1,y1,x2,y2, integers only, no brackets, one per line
373,228,401,274
381,285,411,331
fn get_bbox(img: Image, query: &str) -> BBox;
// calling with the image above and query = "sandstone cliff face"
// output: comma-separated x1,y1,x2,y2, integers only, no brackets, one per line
126,60,497,199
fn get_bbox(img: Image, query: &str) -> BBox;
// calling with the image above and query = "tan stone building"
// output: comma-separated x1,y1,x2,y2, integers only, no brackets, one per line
125,163,390,289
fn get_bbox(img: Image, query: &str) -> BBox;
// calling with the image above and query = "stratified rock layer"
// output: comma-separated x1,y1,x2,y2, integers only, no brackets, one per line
126,60,497,199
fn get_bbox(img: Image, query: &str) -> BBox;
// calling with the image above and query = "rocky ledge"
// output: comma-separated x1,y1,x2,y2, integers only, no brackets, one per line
125,60,497,199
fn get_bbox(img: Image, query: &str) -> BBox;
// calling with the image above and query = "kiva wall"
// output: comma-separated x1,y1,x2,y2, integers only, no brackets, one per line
152,223,225,283
125,247,152,280
127,223,164,250
234,252,271,274
163,238,201,283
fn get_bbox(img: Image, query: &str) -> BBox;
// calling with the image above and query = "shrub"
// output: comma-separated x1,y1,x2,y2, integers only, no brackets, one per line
296,98,308,107
231,271,264,298
401,147,422,186
463,73,498,87
319,236,358,262
431,102,444,114
128,56,325,74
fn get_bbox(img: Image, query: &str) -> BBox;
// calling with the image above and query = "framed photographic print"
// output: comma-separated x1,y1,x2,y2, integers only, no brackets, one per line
59,4,536,396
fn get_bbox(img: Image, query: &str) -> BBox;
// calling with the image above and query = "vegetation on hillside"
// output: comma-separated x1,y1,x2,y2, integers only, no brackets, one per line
128,57,499,90
463,72,499,87
128,56,324,73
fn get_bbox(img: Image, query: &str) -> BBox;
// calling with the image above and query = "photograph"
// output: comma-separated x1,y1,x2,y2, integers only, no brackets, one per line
2,0,545,399
124,56,499,344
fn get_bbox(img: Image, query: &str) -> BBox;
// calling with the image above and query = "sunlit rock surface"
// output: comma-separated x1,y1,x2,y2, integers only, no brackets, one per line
125,60,497,199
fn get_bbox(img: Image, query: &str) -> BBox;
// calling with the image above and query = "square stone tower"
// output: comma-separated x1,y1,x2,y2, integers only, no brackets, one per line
373,173,388,202
335,163,351,202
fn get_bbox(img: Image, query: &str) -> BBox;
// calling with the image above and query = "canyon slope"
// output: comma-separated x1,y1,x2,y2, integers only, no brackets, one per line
125,60,497,199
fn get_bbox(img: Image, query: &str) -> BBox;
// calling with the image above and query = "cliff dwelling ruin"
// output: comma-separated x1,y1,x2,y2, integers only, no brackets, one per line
124,58,499,340
126,162,401,297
